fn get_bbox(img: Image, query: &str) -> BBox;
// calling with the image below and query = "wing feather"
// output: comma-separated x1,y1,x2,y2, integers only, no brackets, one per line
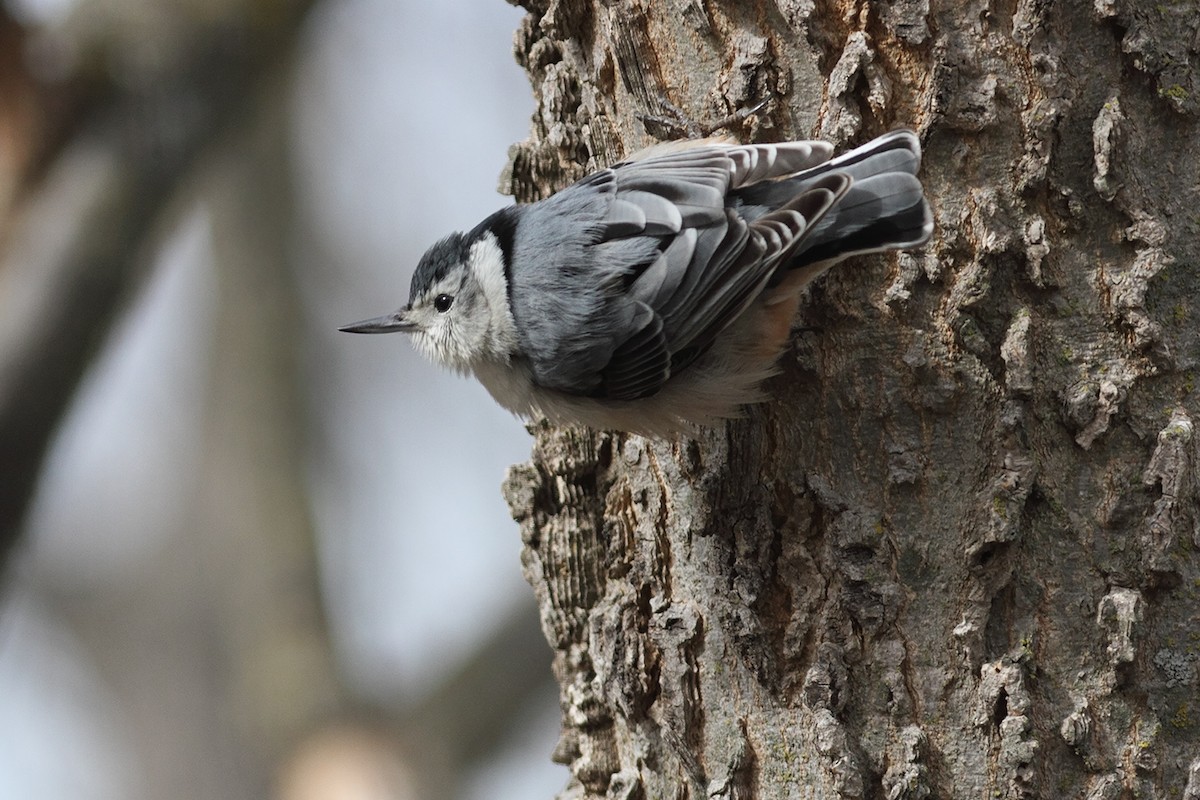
615,190,684,232
628,228,697,307
511,138,857,400
603,198,647,237
601,305,671,400
659,176,848,353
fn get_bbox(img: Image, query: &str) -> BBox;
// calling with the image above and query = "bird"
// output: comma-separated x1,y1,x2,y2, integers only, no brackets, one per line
340,129,933,437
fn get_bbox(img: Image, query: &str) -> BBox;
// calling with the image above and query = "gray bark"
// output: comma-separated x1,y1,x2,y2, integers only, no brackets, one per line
499,1,1200,797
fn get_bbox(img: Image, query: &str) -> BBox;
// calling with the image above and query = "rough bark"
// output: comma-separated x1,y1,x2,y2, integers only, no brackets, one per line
498,1,1200,797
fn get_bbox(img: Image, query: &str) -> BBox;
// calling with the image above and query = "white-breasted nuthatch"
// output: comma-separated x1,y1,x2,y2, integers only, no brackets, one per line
341,130,933,436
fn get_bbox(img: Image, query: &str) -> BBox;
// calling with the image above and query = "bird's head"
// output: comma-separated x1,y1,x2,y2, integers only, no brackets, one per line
340,227,514,373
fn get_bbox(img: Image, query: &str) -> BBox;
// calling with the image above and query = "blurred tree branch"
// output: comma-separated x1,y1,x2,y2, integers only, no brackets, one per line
0,0,317,566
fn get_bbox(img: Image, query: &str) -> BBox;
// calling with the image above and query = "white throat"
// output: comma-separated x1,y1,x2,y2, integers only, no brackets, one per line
467,233,520,360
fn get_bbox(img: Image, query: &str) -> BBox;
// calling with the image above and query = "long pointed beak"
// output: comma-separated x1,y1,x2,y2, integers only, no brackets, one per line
338,310,416,334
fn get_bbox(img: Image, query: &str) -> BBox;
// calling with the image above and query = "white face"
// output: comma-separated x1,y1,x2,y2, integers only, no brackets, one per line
405,271,478,373
406,236,516,372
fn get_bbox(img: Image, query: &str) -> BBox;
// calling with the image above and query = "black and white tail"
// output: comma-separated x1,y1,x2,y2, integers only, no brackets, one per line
734,129,934,272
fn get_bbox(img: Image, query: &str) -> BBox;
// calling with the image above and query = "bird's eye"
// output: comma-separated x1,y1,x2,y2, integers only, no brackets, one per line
434,294,454,313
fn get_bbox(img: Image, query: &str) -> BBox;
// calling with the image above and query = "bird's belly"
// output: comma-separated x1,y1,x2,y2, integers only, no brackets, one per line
472,358,539,419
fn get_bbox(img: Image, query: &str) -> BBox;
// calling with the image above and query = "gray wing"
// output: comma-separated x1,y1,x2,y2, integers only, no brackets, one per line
509,140,844,401
597,142,847,400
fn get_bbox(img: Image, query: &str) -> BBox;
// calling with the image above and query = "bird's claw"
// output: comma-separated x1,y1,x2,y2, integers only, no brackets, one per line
637,95,773,141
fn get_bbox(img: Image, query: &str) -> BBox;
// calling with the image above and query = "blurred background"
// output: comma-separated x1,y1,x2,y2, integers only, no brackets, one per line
0,0,565,798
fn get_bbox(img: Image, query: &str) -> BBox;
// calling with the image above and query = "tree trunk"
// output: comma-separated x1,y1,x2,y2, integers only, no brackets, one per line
499,0,1200,798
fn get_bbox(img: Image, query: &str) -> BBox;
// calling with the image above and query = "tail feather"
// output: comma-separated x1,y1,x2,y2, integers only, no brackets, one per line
801,129,922,180
785,129,933,267
795,171,930,263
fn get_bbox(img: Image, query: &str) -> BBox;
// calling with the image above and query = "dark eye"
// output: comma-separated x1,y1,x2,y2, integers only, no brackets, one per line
434,294,454,313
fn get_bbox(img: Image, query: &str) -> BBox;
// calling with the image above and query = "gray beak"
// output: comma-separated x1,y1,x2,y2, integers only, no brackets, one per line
338,310,416,334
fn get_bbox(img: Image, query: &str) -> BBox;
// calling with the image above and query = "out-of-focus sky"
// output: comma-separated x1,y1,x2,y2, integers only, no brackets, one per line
0,0,565,797
292,0,537,706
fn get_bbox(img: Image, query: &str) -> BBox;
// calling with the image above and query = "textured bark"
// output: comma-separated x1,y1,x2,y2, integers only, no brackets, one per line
499,1,1200,798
